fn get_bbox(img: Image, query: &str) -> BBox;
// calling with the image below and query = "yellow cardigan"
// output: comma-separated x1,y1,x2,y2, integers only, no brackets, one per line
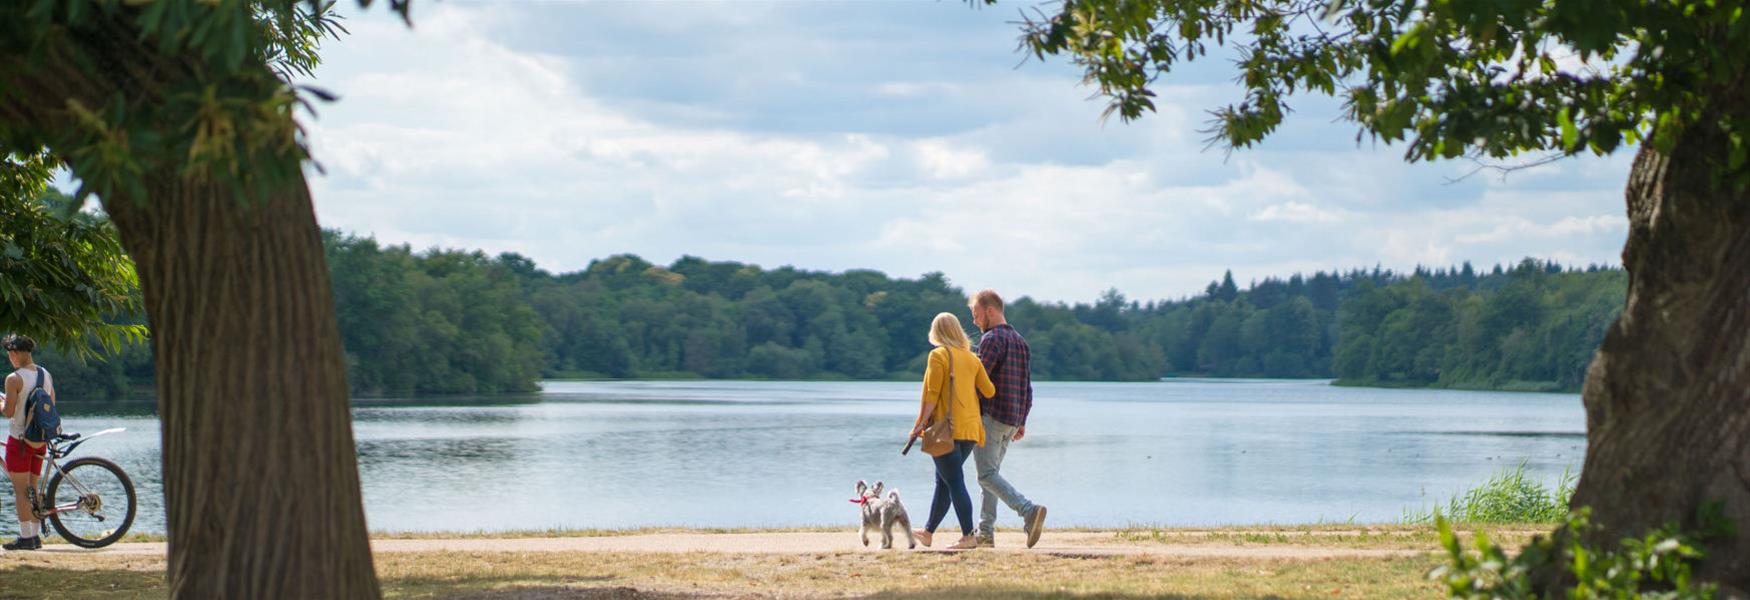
919,346,996,446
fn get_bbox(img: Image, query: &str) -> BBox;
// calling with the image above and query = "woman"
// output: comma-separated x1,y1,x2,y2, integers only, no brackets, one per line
910,312,996,550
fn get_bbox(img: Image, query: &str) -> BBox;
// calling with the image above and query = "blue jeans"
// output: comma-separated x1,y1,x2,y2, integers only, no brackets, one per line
976,415,1036,536
925,440,977,536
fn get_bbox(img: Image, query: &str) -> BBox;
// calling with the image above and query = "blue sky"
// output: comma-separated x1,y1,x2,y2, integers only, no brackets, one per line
301,1,1633,303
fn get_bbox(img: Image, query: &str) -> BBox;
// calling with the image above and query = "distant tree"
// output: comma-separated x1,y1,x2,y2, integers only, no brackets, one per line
1079,287,1128,331
1262,297,1321,376
95,239,1630,390
1305,272,1341,312
1215,271,1240,303
1196,307,1245,374
746,342,818,379
1248,278,1289,310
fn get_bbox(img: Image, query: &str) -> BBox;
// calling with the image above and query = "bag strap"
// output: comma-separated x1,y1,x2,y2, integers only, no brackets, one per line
22,366,43,433
939,348,956,423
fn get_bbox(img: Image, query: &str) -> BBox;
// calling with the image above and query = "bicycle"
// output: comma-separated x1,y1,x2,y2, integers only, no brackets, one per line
23,428,137,548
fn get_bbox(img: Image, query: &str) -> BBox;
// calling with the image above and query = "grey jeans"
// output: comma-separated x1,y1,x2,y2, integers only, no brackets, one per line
975,415,1036,536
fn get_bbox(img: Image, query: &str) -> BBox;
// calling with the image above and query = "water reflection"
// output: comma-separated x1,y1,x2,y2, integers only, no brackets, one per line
23,379,1584,535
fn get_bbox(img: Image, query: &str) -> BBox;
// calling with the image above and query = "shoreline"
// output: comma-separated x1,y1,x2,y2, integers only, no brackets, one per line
69,376,1581,407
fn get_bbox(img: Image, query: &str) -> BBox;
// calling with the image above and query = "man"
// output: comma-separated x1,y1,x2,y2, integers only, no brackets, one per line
1,334,50,550
968,290,1046,549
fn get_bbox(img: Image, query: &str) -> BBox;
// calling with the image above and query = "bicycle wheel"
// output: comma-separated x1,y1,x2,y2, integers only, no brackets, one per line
46,457,136,548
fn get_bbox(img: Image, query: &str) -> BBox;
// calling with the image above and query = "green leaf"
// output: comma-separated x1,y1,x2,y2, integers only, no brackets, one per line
1320,0,1349,22
1728,133,1747,170
1559,107,1578,151
1571,542,1590,579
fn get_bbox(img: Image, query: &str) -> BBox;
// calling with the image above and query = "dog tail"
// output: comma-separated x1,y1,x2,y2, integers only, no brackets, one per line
888,490,900,502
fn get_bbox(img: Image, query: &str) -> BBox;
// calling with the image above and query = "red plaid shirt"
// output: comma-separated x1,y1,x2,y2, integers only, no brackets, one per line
975,324,1033,427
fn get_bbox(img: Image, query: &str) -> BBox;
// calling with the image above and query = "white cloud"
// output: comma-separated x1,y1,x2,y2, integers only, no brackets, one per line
1376,230,1455,266
911,139,990,180
876,81,958,98
301,2,1633,303
1249,201,1343,224
1454,214,1627,244
1549,214,1628,236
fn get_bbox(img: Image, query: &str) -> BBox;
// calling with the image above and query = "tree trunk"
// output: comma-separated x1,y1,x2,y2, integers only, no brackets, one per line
99,178,381,598
1569,99,1750,593
0,14,382,599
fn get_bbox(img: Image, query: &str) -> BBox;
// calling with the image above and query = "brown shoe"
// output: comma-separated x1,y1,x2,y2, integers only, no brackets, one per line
1025,505,1047,549
946,535,977,550
913,529,933,548
975,533,995,548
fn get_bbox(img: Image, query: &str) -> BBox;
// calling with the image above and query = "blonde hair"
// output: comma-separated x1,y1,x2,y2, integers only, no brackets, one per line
928,312,972,350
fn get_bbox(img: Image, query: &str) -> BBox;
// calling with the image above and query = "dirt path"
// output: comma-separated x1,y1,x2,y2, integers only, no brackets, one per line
35,530,1434,560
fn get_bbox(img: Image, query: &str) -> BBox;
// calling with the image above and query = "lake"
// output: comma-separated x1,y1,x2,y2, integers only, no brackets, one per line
55,379,1584,535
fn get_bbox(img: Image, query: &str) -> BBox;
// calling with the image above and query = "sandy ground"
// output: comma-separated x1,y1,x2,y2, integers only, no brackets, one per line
30,530,1432,560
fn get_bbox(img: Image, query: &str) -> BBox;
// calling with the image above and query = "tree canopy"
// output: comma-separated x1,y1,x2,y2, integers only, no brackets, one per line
0,166,141,357
0,0,364,355
0,1,360,205
1008,0,1750,184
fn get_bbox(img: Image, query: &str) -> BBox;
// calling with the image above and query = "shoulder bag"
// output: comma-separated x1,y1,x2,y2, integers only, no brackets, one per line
920,348,958,457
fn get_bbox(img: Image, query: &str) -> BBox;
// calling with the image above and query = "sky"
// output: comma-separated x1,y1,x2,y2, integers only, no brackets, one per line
299,1,1634,303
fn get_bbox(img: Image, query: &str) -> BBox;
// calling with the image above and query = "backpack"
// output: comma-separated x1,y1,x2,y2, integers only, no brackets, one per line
21,367,59,444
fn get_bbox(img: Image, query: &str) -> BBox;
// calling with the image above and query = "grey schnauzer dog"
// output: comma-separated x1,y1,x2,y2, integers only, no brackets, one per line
854,480,915,550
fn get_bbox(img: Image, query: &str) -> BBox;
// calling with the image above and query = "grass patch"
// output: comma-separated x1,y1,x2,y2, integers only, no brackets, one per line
0,549,1449,599
0,526,1488,599
376,551,1445,599
1486,380,1566,393
1114,524,1552,550
1403,462,1575,525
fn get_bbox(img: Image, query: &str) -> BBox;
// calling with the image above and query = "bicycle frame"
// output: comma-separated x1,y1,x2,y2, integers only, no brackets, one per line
27,428,126,519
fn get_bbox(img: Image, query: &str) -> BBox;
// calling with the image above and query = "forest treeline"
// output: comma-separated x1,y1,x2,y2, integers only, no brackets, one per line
40,231,1626,399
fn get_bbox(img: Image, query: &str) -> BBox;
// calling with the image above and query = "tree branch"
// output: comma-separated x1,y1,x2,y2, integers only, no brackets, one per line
1443,152,1570,184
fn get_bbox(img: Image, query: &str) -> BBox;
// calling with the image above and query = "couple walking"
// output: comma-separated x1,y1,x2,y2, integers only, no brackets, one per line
908,290,1046,551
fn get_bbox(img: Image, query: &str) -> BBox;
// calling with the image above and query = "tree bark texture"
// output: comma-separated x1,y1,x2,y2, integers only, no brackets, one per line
1571,94,1750,594
0,19,382,600
105,180,381,599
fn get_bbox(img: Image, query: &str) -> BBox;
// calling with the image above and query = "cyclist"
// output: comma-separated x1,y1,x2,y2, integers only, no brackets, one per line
2,334,51,551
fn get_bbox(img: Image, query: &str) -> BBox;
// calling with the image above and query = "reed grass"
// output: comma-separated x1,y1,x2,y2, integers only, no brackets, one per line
1404,462,1575,525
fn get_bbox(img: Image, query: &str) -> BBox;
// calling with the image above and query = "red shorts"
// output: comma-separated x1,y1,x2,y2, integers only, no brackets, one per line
5,436,45,474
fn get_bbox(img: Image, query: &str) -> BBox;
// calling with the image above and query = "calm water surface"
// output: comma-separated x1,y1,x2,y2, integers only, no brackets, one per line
58,379,1584,534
